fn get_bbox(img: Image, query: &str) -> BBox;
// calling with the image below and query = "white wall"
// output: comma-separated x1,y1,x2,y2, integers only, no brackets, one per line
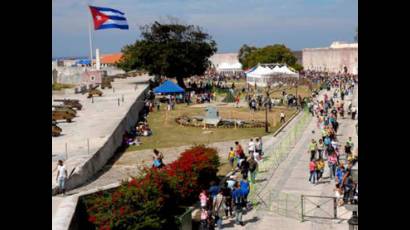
302,47,358,74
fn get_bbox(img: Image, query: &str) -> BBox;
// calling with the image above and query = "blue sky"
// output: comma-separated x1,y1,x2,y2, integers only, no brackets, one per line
52,0,357,58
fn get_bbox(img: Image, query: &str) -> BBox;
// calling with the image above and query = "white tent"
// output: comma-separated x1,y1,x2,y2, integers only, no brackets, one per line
278,65,298,75
246,64,299,86
216,62,243,75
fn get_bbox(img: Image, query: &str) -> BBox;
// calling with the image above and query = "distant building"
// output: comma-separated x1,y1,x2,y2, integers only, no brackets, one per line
99,53,123,67
81,70,106,88
208,53,243,75
302,42,358,74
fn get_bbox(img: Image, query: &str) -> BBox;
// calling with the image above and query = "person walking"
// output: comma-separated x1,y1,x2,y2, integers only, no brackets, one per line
232,182,244,226
316,158,325,181
318,139,325,159
152,149,164,168
240,176,250,204
309,159,317,185
240,158,249,179
351,105,357,120
308,139,318,161
213,190,226,230
254,138,262,161
328,153,338,179
228,147,236,171
221,182,233,218
347,137,354,150
258,137,264,156
248,139,255,156
248,157,258,184
56,160,68,196
280,112,286,124
234,141,245,160
235,95,240,108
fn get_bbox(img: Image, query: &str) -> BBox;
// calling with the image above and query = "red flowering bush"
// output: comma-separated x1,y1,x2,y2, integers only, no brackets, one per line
82,145,219,229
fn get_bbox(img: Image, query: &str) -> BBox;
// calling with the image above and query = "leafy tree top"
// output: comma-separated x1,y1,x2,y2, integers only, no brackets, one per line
238,44,302,71
117,21,217,88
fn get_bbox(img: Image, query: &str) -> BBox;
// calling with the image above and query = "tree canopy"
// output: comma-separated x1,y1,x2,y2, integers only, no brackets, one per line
238,44,257,65
238,44,302,71
117,21,217,88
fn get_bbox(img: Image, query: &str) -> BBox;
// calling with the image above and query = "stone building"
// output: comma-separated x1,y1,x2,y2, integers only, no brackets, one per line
292,51,303,65
302,42,358,74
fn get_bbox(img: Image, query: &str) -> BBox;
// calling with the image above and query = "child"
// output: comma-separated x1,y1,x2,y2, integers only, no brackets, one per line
228,147,235,171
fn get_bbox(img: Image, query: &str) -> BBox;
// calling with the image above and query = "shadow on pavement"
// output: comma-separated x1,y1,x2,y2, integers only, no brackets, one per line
255,178,268,183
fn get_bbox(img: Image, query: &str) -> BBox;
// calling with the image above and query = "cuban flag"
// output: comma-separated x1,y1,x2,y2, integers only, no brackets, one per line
89,5,129,30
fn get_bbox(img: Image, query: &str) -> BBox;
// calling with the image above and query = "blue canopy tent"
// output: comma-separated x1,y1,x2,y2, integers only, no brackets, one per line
153,80,185,94
75,59,91,65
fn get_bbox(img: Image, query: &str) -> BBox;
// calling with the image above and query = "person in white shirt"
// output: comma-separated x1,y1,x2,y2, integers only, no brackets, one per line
351,106,357,120
248,138,255,156
56,160,68,195
255,137,263,159
280,112,286,124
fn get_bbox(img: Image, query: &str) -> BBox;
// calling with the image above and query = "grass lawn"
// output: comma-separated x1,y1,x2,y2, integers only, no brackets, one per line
127,104,297,151
52,83,75,91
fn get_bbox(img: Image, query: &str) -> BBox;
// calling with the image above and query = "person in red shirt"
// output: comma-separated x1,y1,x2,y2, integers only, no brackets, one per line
309,160,317,185
234,141,245,159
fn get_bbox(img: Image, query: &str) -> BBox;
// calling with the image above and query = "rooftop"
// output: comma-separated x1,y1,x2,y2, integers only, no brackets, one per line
99,53,123,64
303,42,358,51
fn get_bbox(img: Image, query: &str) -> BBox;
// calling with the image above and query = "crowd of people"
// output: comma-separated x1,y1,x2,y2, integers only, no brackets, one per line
121,91,156,147
306,75,358,207
198,138,264,229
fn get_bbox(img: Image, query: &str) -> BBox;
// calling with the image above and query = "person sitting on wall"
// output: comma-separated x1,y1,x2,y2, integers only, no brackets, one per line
142,124,152,136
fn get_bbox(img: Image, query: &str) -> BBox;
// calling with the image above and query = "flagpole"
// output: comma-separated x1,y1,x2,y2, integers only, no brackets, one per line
88,7,93,69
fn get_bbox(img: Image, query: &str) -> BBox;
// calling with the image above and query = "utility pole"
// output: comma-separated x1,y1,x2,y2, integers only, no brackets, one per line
265,87,270,133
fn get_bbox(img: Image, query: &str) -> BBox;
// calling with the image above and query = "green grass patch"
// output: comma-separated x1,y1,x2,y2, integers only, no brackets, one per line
52,83,75,91
126,104,297,151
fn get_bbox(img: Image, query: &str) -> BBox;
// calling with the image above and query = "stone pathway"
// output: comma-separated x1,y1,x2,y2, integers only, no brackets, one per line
222,85,358,230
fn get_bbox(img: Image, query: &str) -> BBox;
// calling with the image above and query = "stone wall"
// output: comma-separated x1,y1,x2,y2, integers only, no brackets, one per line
53,86,149,194
54,67,125,85
302,46,358,74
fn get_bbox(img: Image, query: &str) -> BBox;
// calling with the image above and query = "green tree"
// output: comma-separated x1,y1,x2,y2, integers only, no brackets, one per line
239,44,301,71
117,21,217,88
238,44,257,65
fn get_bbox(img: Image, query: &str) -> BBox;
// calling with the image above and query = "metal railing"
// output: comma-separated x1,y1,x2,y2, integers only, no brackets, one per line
248,110,312,206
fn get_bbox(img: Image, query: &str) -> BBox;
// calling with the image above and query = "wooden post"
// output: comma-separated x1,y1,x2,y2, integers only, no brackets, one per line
65,143,68,160
272,112,276,129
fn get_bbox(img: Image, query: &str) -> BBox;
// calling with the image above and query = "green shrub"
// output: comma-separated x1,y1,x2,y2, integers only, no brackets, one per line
83,145,219,230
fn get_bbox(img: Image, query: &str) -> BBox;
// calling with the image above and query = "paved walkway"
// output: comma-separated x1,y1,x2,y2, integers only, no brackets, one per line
67,109,302,194
223,85,358,229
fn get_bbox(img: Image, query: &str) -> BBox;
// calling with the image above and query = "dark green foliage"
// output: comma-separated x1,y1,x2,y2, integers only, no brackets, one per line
238,44,302,71
117,21,217,88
